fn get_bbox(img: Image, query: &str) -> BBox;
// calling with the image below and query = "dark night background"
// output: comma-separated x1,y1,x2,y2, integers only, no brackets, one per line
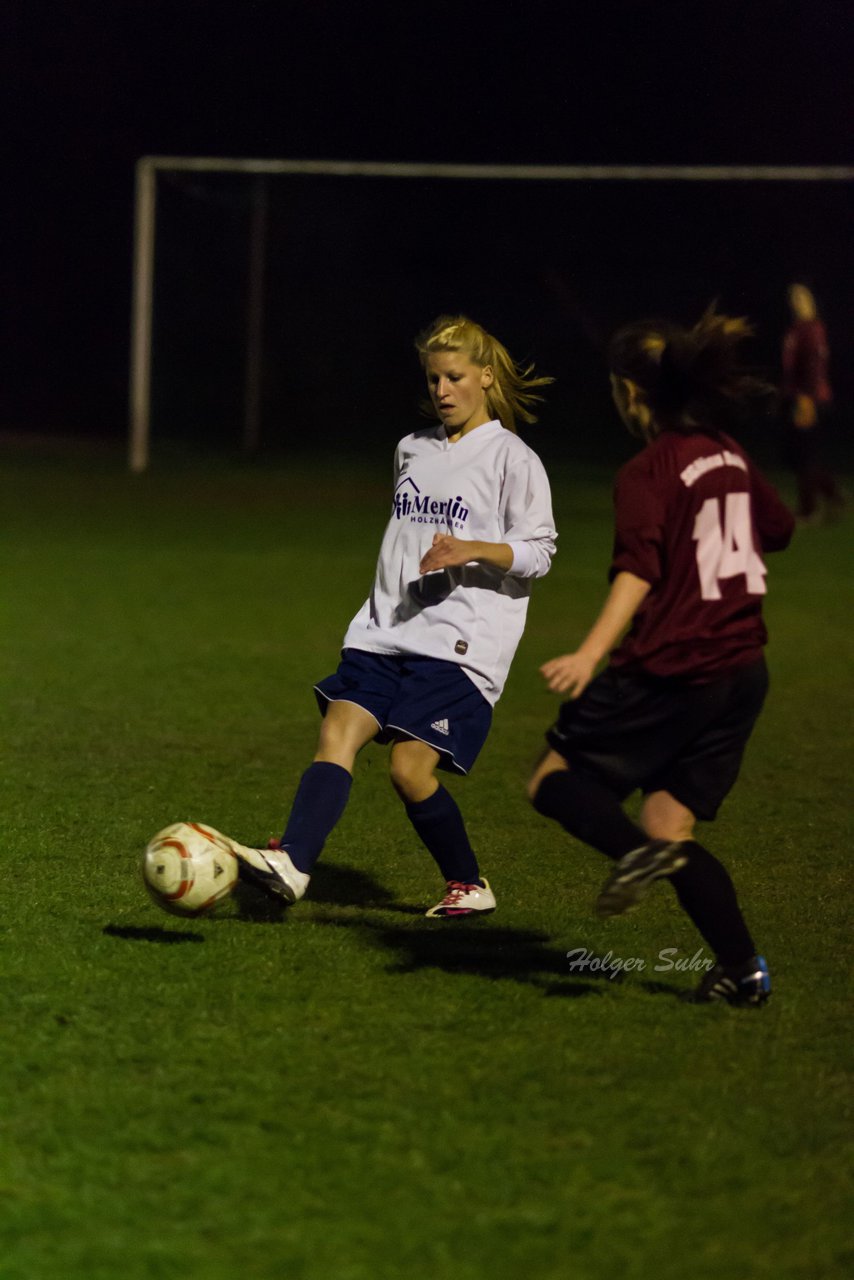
3,0,853,463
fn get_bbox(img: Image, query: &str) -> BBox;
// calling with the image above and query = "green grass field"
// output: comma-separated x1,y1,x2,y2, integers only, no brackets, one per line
1,440,852,1280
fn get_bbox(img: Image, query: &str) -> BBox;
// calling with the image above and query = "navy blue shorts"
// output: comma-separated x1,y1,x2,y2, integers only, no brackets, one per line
545,658,769,821
314,648,493,775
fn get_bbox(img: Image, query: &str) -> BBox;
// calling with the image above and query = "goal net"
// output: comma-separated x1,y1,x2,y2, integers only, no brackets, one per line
130,160,854,470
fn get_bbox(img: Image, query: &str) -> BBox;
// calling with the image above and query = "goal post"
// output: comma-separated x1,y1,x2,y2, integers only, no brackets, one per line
129,157,854,472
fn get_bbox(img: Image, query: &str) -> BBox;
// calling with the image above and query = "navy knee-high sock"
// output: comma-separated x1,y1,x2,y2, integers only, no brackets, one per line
669,842,756,966
532,770,646,860
405,785,482,885
280,762,353,874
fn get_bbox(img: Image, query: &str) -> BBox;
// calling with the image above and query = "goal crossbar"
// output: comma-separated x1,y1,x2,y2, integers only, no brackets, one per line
138,157,854,181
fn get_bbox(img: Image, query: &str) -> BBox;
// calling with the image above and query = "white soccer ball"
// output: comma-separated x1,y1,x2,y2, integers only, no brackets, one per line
142,821,239,917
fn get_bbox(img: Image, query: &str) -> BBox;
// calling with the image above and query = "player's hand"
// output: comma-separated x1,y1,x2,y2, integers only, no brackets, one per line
540,652,597,697
419,533,471,574
793,394,817,429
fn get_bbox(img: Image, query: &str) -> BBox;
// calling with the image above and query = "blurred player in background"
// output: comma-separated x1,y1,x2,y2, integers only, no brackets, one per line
206,316,556,917
782,282,846,523
528,308,795,1005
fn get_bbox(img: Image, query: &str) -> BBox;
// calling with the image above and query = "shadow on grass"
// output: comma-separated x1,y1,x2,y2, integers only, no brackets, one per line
102,924,204,944
309,862,397,908
310,911,616,998
638,979,698,1003
232,882,290,923
229,860,627,998
229,862,396,923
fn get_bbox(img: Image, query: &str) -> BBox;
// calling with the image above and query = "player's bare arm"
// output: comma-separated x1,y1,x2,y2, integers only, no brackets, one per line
540,571,651,697
419,532,514,575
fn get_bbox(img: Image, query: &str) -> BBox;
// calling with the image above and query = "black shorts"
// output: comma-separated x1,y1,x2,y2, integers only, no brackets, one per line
545,658,769,821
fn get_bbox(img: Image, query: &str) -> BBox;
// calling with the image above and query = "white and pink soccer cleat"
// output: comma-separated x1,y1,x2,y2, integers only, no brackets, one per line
425,878,496,918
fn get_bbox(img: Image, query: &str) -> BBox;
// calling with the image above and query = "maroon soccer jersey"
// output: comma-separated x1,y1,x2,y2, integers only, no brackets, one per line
782,318,832,404
609,431,794,680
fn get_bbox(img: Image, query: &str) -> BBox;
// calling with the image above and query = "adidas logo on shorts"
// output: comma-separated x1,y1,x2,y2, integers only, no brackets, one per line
430,718,450,736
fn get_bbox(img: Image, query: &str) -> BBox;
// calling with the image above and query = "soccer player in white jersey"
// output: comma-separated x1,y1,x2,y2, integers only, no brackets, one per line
206,316,557,916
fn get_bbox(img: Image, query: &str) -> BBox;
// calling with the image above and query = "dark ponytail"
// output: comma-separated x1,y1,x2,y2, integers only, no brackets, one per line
610,306,776,435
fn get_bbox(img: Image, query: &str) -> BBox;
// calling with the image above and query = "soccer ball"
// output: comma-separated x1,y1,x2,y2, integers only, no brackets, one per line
142,821,239,917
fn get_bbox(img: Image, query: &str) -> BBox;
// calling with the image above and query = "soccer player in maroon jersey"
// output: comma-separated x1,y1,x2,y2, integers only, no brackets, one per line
782,283,845,522
528,308,795,1005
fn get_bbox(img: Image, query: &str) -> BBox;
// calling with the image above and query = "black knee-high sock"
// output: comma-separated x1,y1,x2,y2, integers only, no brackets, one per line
280,762,353,873
405,785,481,885
532,770,646,860
669,841,756,966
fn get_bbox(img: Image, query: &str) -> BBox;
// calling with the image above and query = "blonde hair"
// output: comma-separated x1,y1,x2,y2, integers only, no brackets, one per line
788,283,818,321
414,315,553,434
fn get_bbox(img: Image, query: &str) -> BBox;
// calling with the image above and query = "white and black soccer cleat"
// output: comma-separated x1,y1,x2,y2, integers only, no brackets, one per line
199,827,310,904
695,955,771,1006
596,839,688,918
425,877,496,918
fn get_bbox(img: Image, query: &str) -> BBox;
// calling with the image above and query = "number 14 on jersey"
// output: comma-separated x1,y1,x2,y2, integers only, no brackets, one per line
693,493,767,600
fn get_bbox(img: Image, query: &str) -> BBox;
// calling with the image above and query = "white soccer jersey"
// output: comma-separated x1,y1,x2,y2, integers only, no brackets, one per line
342,420,557,704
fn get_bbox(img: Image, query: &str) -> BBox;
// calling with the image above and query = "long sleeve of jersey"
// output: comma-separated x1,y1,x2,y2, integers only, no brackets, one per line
499,447,557,578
